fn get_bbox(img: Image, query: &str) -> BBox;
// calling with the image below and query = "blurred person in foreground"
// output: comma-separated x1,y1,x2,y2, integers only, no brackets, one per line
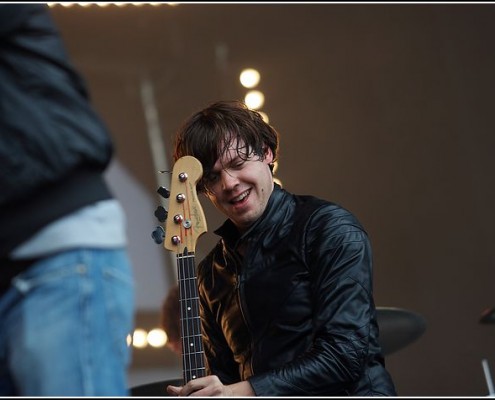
0,4,135,396
166,100,397,396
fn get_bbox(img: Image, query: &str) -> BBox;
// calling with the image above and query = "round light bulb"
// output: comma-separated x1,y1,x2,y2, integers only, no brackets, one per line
257,111,269,124
240,68,261,89
244,90,265,110
132,329,148,348
147,328,168,348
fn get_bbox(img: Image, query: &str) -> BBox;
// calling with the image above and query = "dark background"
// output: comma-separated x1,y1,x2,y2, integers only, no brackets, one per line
49,3,495,396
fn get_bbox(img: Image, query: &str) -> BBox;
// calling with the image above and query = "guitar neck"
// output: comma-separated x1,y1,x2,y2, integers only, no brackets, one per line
177,249,206,384
162,155,208,384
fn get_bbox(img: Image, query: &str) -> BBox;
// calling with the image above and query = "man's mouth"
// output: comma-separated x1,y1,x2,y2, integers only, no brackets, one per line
230,189,251,204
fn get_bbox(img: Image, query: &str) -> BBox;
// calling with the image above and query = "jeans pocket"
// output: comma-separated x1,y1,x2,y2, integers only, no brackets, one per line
101,255,135,365
12,259,83,295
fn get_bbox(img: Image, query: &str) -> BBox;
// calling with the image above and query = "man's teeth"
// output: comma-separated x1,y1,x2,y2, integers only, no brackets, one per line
232,190,250,203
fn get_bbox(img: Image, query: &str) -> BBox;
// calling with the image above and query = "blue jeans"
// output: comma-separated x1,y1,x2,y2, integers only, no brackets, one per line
0,248,135,396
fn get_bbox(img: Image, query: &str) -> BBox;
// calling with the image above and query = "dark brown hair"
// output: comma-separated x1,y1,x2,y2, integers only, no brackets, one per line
173,100,279,192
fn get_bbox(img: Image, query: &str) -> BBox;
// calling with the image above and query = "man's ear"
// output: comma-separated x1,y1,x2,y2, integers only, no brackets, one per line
264,146,274,164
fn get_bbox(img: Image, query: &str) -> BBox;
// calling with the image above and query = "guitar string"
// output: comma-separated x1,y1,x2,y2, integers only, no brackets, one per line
186,251,196,382
182,171,196,383
184,251,194,382
176,178,192,384
192,252,204,380
178,251,205,383
177,251,188,384
186,252,205,379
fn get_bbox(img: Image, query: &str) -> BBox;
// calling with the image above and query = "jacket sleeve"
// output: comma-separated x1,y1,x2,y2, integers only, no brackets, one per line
0,3,113,207
0,4,44,36
248,204,374,395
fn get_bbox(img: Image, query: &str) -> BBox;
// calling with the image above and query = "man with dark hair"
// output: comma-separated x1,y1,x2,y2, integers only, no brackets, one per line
166,100,396,396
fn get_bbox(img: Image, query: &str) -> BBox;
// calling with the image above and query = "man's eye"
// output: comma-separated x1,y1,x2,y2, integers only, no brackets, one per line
205,173,219,183
232,161,244,169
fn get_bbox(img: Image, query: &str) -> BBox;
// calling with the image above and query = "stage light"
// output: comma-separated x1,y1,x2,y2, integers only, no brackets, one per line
240,68,260,89
245,90,265,110
147,328,167,348
257,111,269,124
132,328,148,348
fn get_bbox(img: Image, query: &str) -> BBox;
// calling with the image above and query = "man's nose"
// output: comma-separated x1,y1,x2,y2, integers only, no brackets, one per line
220,169,238,190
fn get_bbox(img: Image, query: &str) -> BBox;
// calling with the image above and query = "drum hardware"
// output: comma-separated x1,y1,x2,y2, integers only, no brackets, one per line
480,307,495,396
482,359,495,397
376,307,427,355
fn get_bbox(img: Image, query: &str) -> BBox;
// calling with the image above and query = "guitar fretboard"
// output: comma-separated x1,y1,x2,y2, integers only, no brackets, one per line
177,249,206,384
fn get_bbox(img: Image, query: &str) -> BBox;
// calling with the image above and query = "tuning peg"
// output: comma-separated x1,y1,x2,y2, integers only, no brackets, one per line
151,226,165,244
157,186,170,199
154,205,168,222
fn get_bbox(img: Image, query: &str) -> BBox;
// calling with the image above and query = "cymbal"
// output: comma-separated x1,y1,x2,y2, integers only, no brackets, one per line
376,307,427,355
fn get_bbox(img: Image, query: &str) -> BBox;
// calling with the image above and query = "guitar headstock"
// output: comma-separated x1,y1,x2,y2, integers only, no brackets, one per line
164,156,207,254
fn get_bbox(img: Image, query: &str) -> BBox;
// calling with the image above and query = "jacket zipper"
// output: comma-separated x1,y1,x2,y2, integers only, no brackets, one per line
233,249,255,377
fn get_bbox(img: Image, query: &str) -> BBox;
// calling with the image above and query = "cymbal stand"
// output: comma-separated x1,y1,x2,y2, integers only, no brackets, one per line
480,307,495,396
482,359,495,397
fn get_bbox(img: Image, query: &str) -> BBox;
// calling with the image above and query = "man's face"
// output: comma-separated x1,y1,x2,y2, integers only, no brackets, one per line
204,141,274,233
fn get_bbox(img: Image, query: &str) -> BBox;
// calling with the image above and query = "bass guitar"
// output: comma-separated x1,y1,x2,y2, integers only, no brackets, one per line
163,155,208,384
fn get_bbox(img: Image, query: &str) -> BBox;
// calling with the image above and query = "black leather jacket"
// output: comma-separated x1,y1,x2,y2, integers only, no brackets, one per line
198,184,396,396
0,5,113,257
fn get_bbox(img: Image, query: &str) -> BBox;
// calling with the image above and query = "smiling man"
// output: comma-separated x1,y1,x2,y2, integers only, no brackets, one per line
203,141,274,233
167,100,396,397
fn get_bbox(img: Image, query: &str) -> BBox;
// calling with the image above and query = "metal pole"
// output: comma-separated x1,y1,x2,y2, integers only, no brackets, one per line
482,358,495,396
139,73,177,282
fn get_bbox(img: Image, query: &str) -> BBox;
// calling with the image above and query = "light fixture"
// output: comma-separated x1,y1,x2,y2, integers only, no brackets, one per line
244,90,265,110
147,328,168,348
239,68,260,89
132,328,148,348
257,111,269,124
46,2,174,7
272,161,279,174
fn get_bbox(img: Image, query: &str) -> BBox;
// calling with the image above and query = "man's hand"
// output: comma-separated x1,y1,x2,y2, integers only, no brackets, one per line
166,375,254,397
